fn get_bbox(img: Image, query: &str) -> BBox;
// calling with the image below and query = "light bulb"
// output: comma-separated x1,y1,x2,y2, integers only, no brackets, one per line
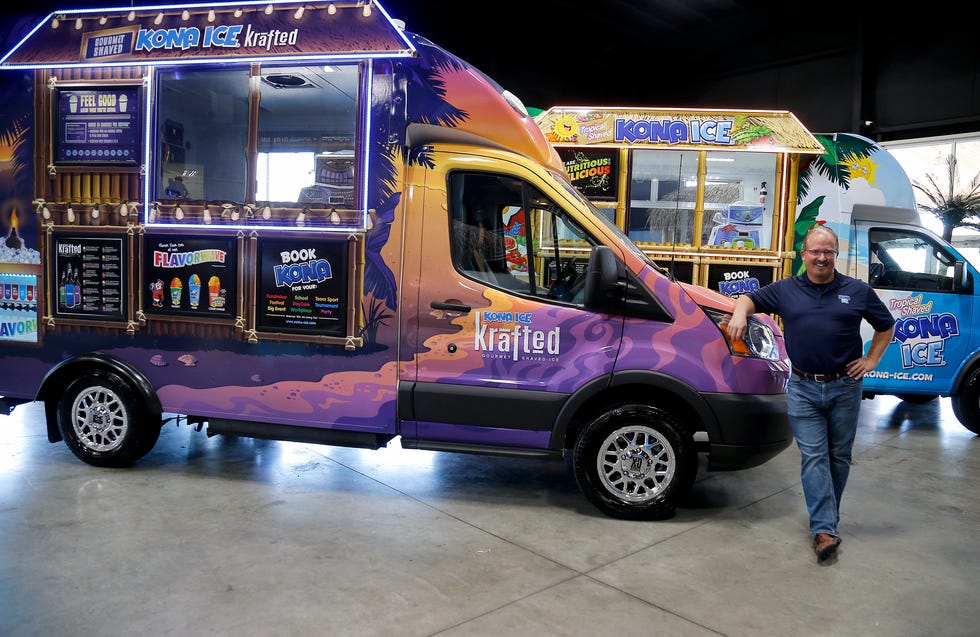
265,4,274,15
294,6,304,19
119,202,128,217
262,205,272,220
99,17,107,25
327,3,337,15
90,206,100,221
203,206,212,224
208,9,215,22
127,10,136,21
362,3,372,17
174,205,184,220
75,18,83,30
66,205,75,223
51,17,59,28
330,210,341,224
296,210,306,227
42,205,51,220
155,12,164,25
234,9,243,18
181,10,190,20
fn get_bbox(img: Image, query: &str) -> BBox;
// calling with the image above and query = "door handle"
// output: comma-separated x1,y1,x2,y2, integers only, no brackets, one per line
431,301,471,313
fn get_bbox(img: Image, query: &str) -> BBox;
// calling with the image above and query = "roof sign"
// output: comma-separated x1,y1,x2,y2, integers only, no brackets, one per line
535,107,825,154
1,1,414,69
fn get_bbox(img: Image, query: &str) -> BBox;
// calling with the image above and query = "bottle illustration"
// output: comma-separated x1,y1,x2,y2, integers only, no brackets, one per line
170,277,183,308
72,268,81,307
64,267,74,308
188,274,201,309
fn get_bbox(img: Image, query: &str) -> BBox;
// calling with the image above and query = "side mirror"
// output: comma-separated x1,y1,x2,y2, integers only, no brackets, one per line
953,261,970,291
583,245,619,310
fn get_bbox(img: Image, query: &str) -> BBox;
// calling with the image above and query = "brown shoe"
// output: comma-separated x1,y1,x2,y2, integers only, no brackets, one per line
814,533,841,560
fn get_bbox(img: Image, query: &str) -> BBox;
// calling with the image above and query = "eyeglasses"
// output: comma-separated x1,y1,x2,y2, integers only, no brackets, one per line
804,249,838,258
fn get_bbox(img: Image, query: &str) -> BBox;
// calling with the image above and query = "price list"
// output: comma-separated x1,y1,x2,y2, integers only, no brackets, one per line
53,235,126,320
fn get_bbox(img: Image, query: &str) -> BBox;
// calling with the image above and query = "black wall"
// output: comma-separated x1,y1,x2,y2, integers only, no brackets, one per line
5,1,979,142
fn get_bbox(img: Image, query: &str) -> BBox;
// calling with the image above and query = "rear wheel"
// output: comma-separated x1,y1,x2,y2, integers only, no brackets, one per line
573,404,697,520
952,368,980,435
57,370,160,467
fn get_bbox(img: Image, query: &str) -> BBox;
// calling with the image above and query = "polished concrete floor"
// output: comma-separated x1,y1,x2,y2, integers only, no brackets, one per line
1,395,977,637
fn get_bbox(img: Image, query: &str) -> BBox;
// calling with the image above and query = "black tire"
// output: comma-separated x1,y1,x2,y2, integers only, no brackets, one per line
572,404,697,520
56,370,161,467
896,393,938,404
952,368,980,435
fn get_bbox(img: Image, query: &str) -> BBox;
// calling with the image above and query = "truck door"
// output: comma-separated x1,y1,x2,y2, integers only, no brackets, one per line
862,224,976,396
400,152,624,450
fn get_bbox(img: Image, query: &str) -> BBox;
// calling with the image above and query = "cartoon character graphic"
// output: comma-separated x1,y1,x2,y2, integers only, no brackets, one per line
502,208,527,272
149,279,164,307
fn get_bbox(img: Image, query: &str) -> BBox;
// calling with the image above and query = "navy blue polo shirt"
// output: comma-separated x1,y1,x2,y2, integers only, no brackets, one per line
746,271,895,374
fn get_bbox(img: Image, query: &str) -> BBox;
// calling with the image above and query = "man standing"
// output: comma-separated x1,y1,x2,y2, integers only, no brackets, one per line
727,225,895,562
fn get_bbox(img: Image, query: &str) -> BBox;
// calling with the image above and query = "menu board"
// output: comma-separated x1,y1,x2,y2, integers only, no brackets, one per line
143,234,238,319
557,148,619,201
0,272,39,343
51,234,126,320
54,86,141,165
257,238,348,336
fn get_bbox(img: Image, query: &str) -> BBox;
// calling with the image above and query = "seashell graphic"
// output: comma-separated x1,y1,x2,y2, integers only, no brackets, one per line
149,354,167,367
177,354,198,367
250,374,263,383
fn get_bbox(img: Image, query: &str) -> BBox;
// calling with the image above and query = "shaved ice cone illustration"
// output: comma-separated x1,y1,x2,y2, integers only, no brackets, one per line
208,275,223,308
188,273,201,308
170,277,182,308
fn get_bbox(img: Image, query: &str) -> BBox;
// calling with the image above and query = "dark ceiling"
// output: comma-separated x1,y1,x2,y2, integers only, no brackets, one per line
4,1,979,141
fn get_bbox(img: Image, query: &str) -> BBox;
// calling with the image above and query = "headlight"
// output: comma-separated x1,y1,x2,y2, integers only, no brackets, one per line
703,308,780,361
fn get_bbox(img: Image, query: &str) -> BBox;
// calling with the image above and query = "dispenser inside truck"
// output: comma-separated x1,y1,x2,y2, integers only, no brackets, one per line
0,1,794,520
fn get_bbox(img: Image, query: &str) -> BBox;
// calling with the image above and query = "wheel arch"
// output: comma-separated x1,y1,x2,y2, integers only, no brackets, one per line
36,354,162,443
551,371,718,451
951,350,980,396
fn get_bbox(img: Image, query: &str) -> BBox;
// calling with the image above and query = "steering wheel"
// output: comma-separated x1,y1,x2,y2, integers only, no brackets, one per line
551,257,583,301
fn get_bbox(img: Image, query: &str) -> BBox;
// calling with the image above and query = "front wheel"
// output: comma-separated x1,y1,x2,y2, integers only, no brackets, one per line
952,368,980,435
57,370,161,467
573,404,697,520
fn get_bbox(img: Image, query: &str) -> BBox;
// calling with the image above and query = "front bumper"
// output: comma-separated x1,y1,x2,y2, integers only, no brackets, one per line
700,391,792,470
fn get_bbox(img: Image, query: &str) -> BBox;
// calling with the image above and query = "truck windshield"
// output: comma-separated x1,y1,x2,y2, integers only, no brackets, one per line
550,169,662,272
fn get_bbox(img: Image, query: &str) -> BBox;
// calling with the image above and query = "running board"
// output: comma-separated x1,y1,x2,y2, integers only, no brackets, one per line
206,418,393,450
402,439,563,459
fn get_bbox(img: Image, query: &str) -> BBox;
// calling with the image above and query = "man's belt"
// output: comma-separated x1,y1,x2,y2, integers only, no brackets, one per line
792,366,847,382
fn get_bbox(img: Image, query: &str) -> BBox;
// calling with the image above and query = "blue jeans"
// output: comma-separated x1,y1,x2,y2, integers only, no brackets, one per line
786,374,863,536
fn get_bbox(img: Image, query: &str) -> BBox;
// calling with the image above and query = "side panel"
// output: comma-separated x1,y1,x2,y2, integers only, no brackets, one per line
0,63,406,436
794,132,916,278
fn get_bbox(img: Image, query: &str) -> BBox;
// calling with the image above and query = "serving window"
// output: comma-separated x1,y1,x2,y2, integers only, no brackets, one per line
627,149,778,250
153,63,361,226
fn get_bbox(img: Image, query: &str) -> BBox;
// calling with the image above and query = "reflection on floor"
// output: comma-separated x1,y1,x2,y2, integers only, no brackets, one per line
1,394,977,636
